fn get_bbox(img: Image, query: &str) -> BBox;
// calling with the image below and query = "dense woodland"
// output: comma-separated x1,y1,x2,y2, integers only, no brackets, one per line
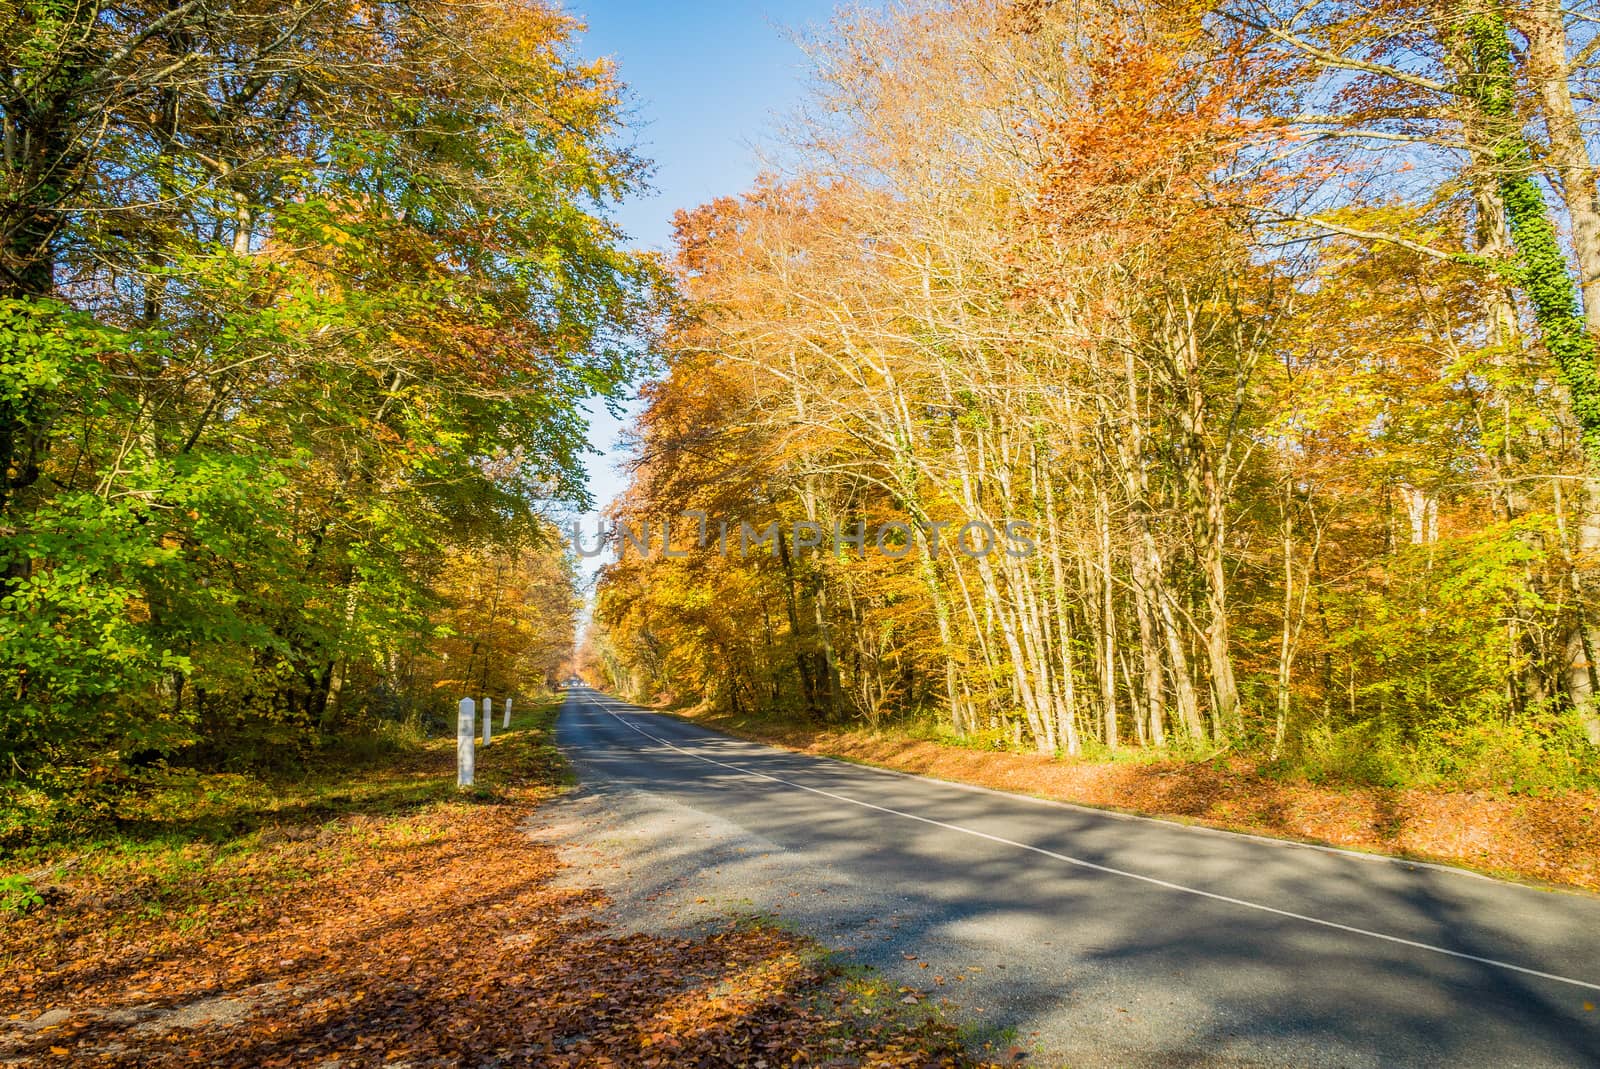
0,0,656,832
9,0,1600,835
588,0,1600,790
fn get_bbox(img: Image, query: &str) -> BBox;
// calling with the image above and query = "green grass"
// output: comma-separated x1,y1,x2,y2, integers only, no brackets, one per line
676,694,1600,795
0,698,570,921
0,873,42,914
2,695,997,1066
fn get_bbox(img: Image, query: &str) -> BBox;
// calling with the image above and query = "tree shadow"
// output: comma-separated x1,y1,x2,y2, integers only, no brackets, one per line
556,697,1600,1067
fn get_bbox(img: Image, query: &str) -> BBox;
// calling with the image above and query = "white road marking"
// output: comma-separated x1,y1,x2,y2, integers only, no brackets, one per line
710,718,1514,887
583,695,1600,995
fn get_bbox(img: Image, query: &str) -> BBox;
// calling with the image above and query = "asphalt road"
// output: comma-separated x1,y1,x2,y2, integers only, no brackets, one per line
551,686,1600,1067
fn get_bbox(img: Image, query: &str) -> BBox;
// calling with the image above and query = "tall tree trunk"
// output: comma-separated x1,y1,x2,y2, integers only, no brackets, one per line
774,530,820,718
1094,481,1120,750
1459,4,1600,462
1459,3,1600,743
1117,348,1168,747
1131,536,1168,748
1040,447,1082,754
1173,293,1242,737
1515,0,1600,337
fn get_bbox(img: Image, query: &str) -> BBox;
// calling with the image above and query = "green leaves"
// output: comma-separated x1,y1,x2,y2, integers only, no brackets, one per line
0,299,119,514
0,872,42,914
0,299,111,406
1321,517,1557,743
0,2,656,812
0,491,192,763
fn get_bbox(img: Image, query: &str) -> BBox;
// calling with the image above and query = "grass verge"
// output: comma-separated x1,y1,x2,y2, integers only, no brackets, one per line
659,703,1600,894
1,700,996,1067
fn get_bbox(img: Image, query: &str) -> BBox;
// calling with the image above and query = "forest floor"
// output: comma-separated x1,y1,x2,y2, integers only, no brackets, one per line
662,706,1600,894
0,702,994,1068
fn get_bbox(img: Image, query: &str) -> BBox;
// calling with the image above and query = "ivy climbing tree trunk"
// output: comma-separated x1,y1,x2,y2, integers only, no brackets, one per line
1515,0,1600,339
1460,3,1600,466
1458,2,1600,744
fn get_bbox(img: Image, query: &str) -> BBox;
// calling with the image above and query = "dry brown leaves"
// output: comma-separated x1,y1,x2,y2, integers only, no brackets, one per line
685,715,1600,892
1,784,984,1067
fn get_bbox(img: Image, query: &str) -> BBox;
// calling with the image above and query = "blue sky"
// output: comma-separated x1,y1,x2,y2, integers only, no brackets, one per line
568,0,843,574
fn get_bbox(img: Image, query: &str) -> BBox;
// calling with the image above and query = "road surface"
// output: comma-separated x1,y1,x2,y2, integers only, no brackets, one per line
549,686,1600,1067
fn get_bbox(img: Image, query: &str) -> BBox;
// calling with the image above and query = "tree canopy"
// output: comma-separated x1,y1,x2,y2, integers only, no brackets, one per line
588,0,1600,791
0,0,659,828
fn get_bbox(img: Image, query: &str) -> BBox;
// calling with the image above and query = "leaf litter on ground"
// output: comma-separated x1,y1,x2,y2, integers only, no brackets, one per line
0,709,999,1068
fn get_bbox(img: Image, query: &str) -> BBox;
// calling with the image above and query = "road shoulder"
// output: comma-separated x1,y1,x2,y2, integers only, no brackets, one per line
650,703,1600,894
0,699,999,1068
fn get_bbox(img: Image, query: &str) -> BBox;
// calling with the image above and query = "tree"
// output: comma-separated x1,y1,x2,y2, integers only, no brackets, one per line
0,0,659,805
592,0,1600,784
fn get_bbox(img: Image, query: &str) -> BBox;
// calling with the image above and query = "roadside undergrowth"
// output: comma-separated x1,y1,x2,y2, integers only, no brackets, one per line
663,703,1600,893
1,701,992,1067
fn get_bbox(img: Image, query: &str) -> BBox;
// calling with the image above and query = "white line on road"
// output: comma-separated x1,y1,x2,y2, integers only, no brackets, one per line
587,697,1600,995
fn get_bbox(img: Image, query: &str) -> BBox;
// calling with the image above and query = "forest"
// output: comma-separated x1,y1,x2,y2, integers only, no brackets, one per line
587,0,1600,791
0,0,656,838
4,3,1598,1064
10,0,1600,838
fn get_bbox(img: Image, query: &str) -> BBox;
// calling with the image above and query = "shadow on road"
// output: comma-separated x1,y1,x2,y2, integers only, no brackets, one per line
549,690,1600,1068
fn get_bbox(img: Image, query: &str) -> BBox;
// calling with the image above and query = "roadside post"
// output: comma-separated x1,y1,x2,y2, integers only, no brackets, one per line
482,696,493,747
457,697,476,787
502,696,512,730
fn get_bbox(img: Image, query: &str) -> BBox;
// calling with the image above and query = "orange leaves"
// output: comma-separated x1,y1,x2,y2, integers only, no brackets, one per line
1030,23,1261,277
680,707,1600,892
0,727,982,1069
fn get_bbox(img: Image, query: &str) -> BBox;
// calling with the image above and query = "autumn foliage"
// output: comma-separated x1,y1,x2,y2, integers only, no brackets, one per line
0,711,984,1067
590,0,1600,791
0,0,658,826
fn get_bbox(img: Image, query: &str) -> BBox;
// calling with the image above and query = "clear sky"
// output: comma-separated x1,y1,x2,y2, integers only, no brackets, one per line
567,0,844,580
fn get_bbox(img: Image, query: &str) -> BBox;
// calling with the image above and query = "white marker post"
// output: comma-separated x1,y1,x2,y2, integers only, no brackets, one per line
481,696,492,747
502,696,512,730
457,697,476,787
